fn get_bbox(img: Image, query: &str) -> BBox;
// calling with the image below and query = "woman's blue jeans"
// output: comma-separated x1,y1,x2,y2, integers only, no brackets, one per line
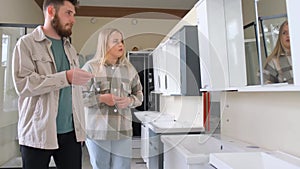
85,138,132,169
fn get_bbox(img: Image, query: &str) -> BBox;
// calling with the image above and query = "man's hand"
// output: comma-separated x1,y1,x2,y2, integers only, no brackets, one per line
66,68,94,85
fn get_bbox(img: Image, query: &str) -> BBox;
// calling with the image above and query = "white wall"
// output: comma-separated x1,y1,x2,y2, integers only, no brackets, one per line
221,91,300,157
73,16,179,57
0,0,180,54
160,96,203,126
0,0,43,24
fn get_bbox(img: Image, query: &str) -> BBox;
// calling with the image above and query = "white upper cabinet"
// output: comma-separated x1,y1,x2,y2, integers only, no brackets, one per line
195,0,246,90
167,26,201,96
152,25,201,96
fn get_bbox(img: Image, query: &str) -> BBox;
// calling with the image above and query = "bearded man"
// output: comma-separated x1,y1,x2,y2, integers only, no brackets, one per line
11,0,93,168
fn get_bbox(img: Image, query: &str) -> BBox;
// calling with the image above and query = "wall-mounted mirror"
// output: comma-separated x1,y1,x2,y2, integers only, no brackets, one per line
242,0,289,86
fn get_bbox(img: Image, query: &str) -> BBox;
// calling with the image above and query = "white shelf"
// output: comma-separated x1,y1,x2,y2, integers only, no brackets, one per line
237,84,300,92
200,87,238,92
200,84,300,92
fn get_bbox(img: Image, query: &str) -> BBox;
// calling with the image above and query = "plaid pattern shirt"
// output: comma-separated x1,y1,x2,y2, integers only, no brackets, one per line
82,59,143,140
263,54,293,84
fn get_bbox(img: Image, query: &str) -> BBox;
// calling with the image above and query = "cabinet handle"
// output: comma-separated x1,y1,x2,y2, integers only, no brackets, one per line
158,75,161,88
165,75,168,89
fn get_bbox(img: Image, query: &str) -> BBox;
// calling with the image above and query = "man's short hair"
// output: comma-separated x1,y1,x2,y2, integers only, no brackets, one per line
43,0,79,11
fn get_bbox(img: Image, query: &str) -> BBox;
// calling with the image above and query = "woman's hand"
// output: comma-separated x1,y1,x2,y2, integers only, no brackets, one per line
99,94,115,106
114,96,132,109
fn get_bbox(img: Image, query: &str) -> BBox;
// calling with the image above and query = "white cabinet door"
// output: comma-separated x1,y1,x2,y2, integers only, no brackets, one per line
196,0,228,90
153,45,167,93
160,43,167,93
165,38,181,95
195,0,246,90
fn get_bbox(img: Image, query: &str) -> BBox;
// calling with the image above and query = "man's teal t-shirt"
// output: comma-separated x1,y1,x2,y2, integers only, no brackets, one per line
48,37,73,134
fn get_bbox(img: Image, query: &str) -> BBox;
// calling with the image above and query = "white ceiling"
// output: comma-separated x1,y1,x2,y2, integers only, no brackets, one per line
79,0,199,10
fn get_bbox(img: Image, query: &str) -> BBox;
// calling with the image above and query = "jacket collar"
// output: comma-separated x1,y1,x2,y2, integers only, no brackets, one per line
33,25,71,46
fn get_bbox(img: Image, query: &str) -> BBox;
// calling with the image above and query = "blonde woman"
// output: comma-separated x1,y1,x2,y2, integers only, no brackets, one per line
82,28,143,169
263,20,293,84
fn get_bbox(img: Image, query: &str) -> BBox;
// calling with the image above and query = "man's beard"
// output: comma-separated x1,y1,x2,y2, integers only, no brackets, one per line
51,14,72,38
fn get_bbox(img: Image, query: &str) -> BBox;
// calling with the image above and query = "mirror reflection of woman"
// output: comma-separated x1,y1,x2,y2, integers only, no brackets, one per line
262,20,293,84
82,28,143,169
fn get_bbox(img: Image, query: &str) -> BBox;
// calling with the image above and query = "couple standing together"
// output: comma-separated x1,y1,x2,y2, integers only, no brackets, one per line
12,0,143,169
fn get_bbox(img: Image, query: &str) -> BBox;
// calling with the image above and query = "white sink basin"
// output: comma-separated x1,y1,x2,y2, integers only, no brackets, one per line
161,134,264,169
210,151,300,169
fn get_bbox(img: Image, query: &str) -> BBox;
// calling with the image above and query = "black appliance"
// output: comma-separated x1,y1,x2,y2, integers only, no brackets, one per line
127,51,159,137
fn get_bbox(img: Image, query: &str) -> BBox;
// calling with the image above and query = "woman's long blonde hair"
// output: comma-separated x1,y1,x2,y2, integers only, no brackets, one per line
263,20,289,68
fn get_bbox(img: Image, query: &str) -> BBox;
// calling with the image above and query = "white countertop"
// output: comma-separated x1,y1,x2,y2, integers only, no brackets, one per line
210,151,300,169
148,120,205,134
134,111,204,134
134,111,175,123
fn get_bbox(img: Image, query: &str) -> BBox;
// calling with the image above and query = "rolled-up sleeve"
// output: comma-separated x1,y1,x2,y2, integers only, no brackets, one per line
129,73,143,108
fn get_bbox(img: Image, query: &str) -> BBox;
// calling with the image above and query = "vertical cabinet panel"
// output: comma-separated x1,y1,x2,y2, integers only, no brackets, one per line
165,33,181,95
141,123,149,167
196,0,228,90
224,0,247,87
195,0,246,90
152,51,160,92
153,44,167,93
286,0,300,85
